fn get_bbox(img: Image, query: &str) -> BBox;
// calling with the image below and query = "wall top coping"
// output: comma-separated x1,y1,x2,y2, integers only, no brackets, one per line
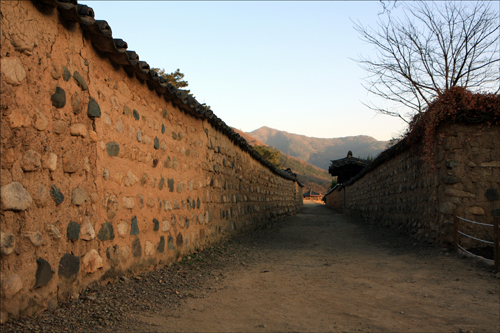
32,0,298,182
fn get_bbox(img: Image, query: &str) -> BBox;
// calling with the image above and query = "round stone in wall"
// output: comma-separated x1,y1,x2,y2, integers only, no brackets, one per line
1,182,32,211
71,185,88,206
51,87,66,108
87,97,101,118
33,258,53,289
67,221,80,241
0,231,15,255
58,253,80,279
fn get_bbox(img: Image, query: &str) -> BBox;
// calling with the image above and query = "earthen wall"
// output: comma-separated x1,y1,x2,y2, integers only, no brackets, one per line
340,124,500,245
0,1,302,321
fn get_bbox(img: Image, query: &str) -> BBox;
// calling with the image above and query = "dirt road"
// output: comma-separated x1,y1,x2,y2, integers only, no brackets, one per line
129,202,500,332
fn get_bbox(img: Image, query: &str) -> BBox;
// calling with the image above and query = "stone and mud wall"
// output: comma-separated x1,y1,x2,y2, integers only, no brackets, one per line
335,123,499,245
0,0,302,321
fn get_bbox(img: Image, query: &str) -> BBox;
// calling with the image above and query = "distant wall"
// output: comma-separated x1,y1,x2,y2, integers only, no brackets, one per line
0,0,302,321
338,123,500,245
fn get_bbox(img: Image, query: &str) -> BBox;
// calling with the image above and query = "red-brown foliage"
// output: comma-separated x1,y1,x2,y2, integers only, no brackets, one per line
406,87,500,169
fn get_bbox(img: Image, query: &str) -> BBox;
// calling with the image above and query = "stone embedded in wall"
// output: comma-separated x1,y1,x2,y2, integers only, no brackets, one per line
168,179,174,192
157,236,165,253
160,141,167,150
89,130,98,142
115,118,124,133
21,150,41,171
144,241,155,256
172,132,177,140
67,221,80,241
80,217,95,241
133,109,139,120
164,156,172,168
90,192,99,204
103,168,110,180
58,253,80,279
72,71,88,90
106,245,121,266
152,158,159,168
62,66,71,81
1,57,26,85
150,177,157,188
173,200,180,210
117,221,128,238
124,170,139,187
161,124,165,134
480,161,500,167
33,111,48,131
46,224,61,240
97,222,115,241
53,120,68,134
23,231,43,247
152,219,159,231
168,236,175,250
71,185,88,206
158,177,165,190
123,197,135,209
147,198,155,208
176,183,184,193
154,137,159,149
87,97,101,118
82,250,103,274
7,109,31,128
485,189,499,201
132,238,141,258
51,87,66,108
102,113,112,125
50,185,64,205
121,245,131,261
143,135,151,145
176,233,183,247
51,63,61,80
110,96,119,110
137,194,144,208
123,105,132,116
1,182,32,211
162,220,170,232
140,173,148,187
2,274,23,301
469,206,485,215
444,189,475,198
177,132,183,141
70,124,88,138
70,93,82,114
0,231,15,255
130,216,140,235
43,153,57,172
106,142,120,157
33,258,53,289
63,152,80,173
164,200,173,211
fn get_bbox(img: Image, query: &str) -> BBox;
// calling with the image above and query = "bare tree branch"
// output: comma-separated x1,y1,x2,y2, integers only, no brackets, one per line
353,1,500,122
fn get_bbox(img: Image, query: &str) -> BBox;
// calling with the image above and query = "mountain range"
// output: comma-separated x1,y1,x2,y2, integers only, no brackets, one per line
248,126,388,170
232,127,388,194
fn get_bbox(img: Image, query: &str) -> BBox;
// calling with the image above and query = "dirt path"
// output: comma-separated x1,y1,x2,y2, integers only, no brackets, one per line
128,202,500,332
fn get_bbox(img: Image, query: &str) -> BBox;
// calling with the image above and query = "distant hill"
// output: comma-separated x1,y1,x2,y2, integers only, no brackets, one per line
233,128,332,194
248,126,387,170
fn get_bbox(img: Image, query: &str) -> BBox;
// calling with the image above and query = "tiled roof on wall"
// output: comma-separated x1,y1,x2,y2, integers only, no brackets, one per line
34,0,298,182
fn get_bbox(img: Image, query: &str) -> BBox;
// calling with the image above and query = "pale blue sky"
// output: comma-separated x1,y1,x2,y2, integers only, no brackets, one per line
85,1,409,141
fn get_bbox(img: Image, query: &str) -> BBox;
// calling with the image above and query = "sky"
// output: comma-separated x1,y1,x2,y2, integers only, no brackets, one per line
85,1,411,141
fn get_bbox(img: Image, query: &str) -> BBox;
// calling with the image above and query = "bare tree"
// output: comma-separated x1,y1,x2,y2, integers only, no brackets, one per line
354,1,499,123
